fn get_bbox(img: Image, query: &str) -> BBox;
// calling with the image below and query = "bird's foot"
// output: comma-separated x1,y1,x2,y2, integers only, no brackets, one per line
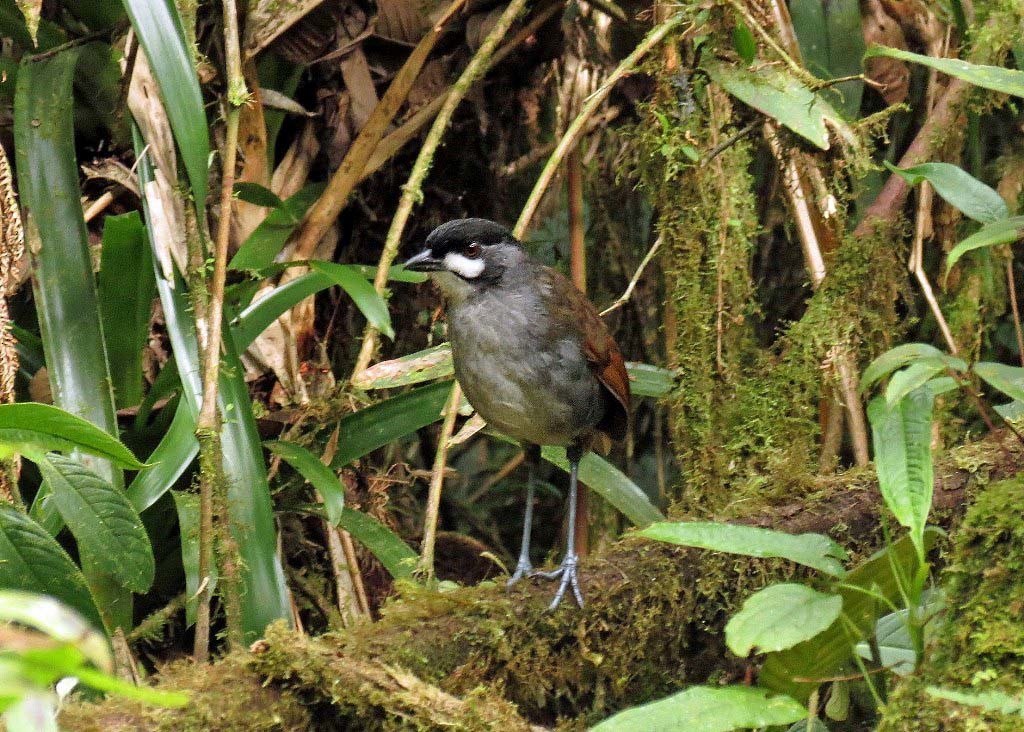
533,553,584,610
506,556,534,587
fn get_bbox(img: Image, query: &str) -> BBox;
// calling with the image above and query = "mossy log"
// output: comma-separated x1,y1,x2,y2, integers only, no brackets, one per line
61,434,1023,731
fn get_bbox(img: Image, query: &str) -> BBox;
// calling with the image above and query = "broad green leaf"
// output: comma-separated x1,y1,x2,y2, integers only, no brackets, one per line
924,687,1024,718
627,362,675,397
233,182,283,209
0,591,111,671
333,507,417,581
15,46,131,629
121,0,209,209
308,261,393,339
946,216,1024,273
591,685,805,732
171,490,207,628
821,0,865,119
541,446,663,527
126,399,199,514
760,529,939,702
637,521,847,576
0,403,142,468
994,399,1024,423
265,441,344,524
137,128,291,641
330,381,453,468
98,212,155,409
229,183,325,271
33,453,154,593
0,507,103,630
868,389,934,559
705,61,852,150
853,607,918,676
864,45,1024,98
975,361,1024,403
887,162,1008,223
860,343,965,392
885,362,945,407
789,0,829,79
725,584,843,656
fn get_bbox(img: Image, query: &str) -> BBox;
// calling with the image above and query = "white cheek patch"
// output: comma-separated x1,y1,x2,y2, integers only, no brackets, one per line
444,252,485,279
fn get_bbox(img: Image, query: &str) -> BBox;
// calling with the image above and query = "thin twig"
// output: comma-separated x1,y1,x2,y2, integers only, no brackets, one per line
1006,257,1024,367
601,241,662,318
700,120,758,167
514,12,687,238
910,182,958,354
417,382,463,579
195,0,246,661
352,0,531,378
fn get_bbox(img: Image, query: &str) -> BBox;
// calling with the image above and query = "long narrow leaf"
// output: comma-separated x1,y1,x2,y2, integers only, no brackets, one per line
864,45,1024,98
333,507,417,581
15,47,131,630
887,162,1008,224
126,400,199,514
121,0,209,209
946,216,1024,273
229,183,325,271
308,261,394,339
231,272,337,350
266,441,344,524
0,403,142,468
98,212,155,409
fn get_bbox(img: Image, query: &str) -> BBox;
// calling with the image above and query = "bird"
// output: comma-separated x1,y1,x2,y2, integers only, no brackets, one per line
403,218,630,609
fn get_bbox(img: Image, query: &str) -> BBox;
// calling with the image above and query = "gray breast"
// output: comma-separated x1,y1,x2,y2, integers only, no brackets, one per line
448,285,604,447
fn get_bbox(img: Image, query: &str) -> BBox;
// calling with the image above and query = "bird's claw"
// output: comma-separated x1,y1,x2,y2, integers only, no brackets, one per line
534,553,584,610
506,557,534,587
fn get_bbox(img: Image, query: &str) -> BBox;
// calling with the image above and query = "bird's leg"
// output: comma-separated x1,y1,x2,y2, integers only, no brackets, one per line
537,445,585,609
507,445,540,586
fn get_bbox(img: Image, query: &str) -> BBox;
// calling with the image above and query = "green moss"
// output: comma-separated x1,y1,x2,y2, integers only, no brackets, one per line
879,475,1024,731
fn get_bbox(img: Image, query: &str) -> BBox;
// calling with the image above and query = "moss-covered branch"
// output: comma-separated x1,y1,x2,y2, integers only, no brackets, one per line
61,434,1024,730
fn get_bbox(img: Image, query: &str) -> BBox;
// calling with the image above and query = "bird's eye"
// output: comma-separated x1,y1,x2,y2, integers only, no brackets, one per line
464,242,482,259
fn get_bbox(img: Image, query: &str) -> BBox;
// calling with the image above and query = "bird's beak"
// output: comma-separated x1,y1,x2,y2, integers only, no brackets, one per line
403,249,444,272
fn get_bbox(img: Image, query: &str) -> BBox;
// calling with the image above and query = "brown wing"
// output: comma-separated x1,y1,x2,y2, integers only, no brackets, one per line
542,267,631,442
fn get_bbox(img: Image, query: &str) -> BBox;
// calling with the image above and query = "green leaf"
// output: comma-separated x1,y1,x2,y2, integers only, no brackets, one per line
705,61,852,150
760,529,939,702
233,182,283,209
121,0,209,209
868,389,934,558
626,362,675,398
789,0,829,79
821,0,865,119
853,607,917,675
975,361,1024,403
0,403,143,469
0,507,103,630
591,685,806,732
68,664,189,708
637,521,847,576
137,128,291,641
732,20,756,64
308,261,393,339
333,507,417,581
861,343,966,392
924,687,1024,718
885,362,945,407
541,446,663,527
864,45,1024,98
33,453,154,593
229,183,325,271
725,584,843,656
126,399,199,514
946,216,1024,273
231,272,338,349
330,381,453,468
265,441,344,524
886,162,1009,224
98,212,155,409
171,490,207,628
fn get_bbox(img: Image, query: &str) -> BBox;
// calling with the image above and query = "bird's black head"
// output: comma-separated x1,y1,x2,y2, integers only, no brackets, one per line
403,219,522,287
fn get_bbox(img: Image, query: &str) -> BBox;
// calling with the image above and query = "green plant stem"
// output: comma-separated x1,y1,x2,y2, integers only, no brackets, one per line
194,0,246,661
417,382,462,580
513,11,686,238
351,0,530,378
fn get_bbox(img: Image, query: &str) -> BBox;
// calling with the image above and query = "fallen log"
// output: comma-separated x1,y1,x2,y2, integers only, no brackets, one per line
60,433,1022,730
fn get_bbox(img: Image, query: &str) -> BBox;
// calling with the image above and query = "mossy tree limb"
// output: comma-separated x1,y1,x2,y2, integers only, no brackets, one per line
61,433,1024,730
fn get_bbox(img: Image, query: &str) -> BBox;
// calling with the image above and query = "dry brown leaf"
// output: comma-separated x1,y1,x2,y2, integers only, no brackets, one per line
376,0,430,44
244,0,327,59
862,0,910,105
